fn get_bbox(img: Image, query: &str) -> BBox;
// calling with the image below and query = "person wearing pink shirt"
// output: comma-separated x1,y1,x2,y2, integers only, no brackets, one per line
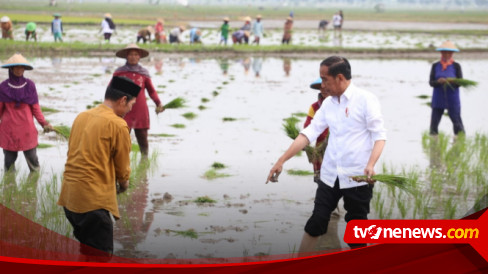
0,53,53,172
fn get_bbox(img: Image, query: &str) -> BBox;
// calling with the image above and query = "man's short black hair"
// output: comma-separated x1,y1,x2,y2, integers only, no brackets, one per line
105,76,141,101
320,56,352,80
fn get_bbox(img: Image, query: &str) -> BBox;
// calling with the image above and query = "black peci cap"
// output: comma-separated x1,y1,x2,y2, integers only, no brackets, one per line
110,76,141,97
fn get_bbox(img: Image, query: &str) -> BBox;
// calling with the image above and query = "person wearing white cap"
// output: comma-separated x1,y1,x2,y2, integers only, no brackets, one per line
1,16,13,40
100,13,116,42
113,44,164,157
0,53,53,172
429,40,465,136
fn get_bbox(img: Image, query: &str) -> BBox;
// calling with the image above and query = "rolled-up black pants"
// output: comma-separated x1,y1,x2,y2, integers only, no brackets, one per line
63,207,114,255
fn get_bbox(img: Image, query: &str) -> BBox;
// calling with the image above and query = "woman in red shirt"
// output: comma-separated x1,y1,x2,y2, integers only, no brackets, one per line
113,44,164,157
0,53,53,172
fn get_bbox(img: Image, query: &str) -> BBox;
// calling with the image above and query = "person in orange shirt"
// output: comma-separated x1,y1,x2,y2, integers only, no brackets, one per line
58,76,141,256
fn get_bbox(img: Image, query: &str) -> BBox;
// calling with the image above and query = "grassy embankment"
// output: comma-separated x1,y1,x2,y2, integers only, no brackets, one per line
3,1,488,24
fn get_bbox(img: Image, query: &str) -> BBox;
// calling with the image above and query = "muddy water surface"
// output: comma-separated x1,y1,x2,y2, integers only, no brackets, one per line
4,55,487,259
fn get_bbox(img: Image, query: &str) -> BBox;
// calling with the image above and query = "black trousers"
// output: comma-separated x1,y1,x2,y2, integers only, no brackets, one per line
305,177,373,248
430,107,465,135
3,148,40,172
64,207,114,255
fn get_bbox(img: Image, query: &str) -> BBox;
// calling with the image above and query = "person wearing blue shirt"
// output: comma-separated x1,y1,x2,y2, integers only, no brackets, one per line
189,28,202,44
51,14,63,42
252,15,263,45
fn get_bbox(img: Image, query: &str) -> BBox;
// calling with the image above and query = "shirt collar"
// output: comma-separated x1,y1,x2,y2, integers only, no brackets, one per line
331,82,354,104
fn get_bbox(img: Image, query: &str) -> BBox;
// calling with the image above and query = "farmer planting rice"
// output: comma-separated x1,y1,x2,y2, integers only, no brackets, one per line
113,44,165,157
58,76,141,256
267,56,386,251
429,40,465,136
303,78,330,183
0,53,53,172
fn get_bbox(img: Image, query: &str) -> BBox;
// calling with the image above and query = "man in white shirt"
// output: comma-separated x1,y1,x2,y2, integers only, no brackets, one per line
266,56,386,252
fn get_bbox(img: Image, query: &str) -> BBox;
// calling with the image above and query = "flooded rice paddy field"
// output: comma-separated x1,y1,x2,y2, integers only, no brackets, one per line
1,55,487,259
11,24,488,49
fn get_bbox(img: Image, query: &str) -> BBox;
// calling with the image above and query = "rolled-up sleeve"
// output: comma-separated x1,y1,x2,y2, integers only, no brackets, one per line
366,95,387,141
113,125,131,182
301,103,329,143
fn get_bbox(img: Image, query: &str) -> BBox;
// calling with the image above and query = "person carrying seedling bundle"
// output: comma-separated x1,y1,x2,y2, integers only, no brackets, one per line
51,13,63,42
113,44,164,157
219,17,230,46
267,56,386,252
304,78,330,183
1,16,13,40
429,40,465,136
0,53,53,172
58,76,141,257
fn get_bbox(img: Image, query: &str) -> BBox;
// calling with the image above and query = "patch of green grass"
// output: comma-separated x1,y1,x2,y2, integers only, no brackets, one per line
37,143,54,149
223,117,237,122
182,112,197,120
41,106,59,113
198,212,210,216
287,169,314,176
194,196,217,204
211,162,226,169
170,124,186,129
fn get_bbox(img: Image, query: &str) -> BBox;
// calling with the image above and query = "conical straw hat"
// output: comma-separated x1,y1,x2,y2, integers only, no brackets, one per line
1,53,33,70
244,16,251,22
115,44,149,59
436,40,459,52
223,17,229,21
104,13,112,18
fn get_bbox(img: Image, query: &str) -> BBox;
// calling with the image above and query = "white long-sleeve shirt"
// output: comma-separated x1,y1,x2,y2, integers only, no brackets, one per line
101,19,113,34
301,83,387,189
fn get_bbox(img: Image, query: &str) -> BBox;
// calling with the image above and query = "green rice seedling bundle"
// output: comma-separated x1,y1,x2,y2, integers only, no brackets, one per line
53,125,71,140
351,174,414,194
164,97,186,109
445,78,478,89
283,118,300,140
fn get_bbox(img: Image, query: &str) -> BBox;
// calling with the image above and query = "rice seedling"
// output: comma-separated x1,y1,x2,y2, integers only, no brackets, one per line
169,229,199,239
168,79,175,83
351,174,415,194
52,125,71,140
223,117,237,122
203,169,231,180
37,143,53,149
131,144,140,152
282,118,300,140
287,169,314,176
198,105,207,111
41,106,59,113
211,162,226,169
212,91,219,96
416,95,430,100
201,98,210,103
182,112,197,120
445,78,478,89
150,133,176,137
194,196,217,204
292,112,308,117
170,124,186,129
222,81,229,85
164,97,186,109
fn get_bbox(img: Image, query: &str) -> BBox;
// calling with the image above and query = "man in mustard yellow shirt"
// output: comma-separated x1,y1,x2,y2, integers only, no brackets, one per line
58,76,140,255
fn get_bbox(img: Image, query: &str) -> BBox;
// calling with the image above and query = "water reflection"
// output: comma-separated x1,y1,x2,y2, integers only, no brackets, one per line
154,57,163,75
0,172,39,220
333,32,343,48
218,58,230,75
252,57,262,78
240,57,251,75
100,57,116,74
283,58,291,76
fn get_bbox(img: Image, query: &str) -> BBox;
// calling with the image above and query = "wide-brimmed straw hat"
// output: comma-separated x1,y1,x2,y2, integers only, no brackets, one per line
436,40,459,52
157,18,164,23
116,44,149,59
1,16,10,23
146,25,154,33
179,25,186,31
244,16,251,22
223,17,229,21
286,16,293,21
310,78,322,90
256,14,262,19
1,53,34,70
104,13,112,18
